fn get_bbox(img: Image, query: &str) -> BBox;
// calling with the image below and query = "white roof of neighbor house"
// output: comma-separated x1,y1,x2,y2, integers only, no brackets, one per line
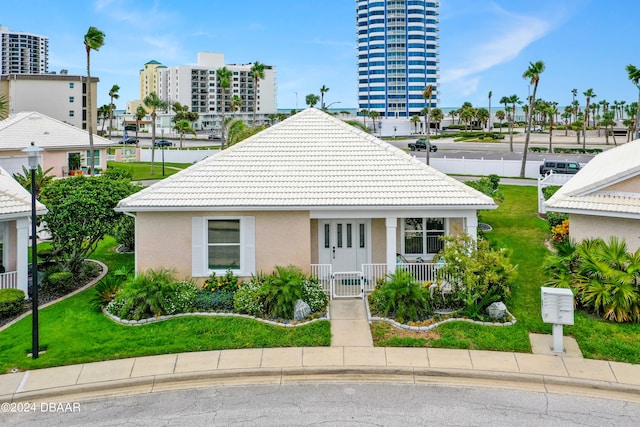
0,166,47,219
546,139,640,217
0,112,113,150
117,108,497,211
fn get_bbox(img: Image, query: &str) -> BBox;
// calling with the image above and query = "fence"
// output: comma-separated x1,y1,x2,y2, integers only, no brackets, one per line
537,171,573,214
139,148,217,164
0,271,18,289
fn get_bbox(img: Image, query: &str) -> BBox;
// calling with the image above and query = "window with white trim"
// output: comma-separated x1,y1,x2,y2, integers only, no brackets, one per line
85,150,100,168
207,219,240,270
403,218,445,255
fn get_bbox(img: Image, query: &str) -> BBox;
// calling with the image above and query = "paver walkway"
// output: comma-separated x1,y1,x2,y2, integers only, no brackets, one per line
330,299,373,347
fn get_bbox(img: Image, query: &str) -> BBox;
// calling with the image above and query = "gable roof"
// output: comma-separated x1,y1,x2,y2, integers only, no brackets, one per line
117,108,497,212
546,139,640,218
0,112,114,151
0,166,47,219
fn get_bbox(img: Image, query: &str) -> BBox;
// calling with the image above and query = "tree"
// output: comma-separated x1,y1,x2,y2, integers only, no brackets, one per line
40,175,142,274
98,104,110,133
410,115,420,134
173,119,196,148
520,60,545,178
368,110,379,134
12,165,54,198
143,92,168,175
305,93,319,107
422,84,433,136
626,64,640,140
430,108,443,134
582,88,596,149
230,94,243,117
84,26,106,175
135,105,146,144
320,84,330,110
571,88,578,122
250,61,266,126
216,66,232,149
546,105,558,153
476,108,490,128
487,91,492,130
360,109,369,129
495,110,505,133
108,84,120,139
0,94,8,119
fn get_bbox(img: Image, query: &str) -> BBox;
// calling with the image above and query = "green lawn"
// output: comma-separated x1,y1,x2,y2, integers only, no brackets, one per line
374,185,640,364
0,237,330,373
107,161,193,181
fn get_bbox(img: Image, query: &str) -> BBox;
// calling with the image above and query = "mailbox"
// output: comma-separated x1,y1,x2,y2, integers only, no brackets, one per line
541,287,574,325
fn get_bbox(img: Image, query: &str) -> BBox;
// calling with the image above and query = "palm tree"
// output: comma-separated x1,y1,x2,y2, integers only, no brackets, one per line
249,61,266,126
410,115,420,134
360,109,369,129
368,110,379,134
98,104,110,133
487,91,492,130
476,108,490,129
84,26,105,175
582,88,596,148
422,85,433,141
12,164,54,198
230,94,243,117
320,85,330,110
0,94,8,119
305,93,319,107
135,105,146,145
495,110,505,133
571,88,578,121
430,107,443,134
626,64,640,140
173,119,196,148
563,105,573,136
108,84,120,139
546,105,558,153
143,92,168,175
216,66,232,149
520,60,545,178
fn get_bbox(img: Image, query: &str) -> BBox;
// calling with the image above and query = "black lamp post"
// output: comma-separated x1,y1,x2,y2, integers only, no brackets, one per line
23,141,43,359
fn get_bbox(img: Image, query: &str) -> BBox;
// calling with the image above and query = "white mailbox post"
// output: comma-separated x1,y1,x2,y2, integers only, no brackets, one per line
541,287,574,353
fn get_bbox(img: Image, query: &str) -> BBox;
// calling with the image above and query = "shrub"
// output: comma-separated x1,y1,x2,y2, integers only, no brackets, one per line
0,289,26,319
542,186,562,200
113,215,135,251
90,267,131,311
369,269,431,322
103,166,134,181
44,271,74,294
194,290,235,312
79,261,102,282
465,175,504,203
203,269,240,294
106,269,197,320
551,219,570,242
529,147,548,153
301,278,329,313
259,265,306,319
233,278,264,317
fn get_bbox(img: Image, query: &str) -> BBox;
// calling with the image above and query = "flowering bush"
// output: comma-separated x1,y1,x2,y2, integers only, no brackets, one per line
194,289,234,312
551,219,570,242
301,278,328,313
233,278,264,317
203,269,240,294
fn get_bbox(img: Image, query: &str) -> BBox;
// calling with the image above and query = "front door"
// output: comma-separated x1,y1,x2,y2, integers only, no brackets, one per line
319,220,369,272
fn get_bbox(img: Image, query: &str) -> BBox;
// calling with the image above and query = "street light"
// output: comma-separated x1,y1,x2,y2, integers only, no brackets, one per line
325,101,341,111
22,142,43,359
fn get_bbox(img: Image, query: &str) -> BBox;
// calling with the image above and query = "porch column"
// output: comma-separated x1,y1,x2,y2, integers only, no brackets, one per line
385,217,397,273
16,218,28,294
466,215,478,241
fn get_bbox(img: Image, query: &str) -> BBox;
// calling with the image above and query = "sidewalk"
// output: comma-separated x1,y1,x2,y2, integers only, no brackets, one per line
1,300,639,403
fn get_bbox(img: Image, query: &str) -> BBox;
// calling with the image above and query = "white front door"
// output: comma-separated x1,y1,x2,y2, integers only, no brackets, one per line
319,220,369,271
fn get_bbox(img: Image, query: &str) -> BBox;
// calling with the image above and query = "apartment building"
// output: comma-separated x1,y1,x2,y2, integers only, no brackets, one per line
0,25,48,75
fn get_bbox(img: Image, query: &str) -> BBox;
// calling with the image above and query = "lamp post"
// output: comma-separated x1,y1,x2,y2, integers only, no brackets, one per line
325,101,341,111
161,129,165,177
22,142,43,359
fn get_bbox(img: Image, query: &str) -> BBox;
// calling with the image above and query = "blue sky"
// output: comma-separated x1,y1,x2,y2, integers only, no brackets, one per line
3,0,638,110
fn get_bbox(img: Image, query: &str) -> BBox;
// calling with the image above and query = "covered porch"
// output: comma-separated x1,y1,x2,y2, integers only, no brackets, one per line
0,218,29,293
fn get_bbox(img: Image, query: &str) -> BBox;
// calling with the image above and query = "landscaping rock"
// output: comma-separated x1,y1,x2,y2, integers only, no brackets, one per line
294,299,311,321
486,301,507,320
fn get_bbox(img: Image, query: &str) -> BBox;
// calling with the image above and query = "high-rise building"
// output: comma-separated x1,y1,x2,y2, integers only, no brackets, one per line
356,1,439,118
0,25,48,75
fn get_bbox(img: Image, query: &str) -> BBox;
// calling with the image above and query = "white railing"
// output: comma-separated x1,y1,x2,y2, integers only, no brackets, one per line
0,271,18,289
362,263,387,292
311,264,332,294
331,271,364,299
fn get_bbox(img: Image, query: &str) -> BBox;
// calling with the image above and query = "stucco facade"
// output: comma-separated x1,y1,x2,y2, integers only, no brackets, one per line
569,214,640,252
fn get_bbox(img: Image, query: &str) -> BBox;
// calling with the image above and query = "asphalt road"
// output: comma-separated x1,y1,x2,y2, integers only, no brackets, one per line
6,383,639,426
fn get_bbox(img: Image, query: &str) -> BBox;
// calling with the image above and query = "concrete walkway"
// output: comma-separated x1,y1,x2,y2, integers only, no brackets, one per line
1,300,639,403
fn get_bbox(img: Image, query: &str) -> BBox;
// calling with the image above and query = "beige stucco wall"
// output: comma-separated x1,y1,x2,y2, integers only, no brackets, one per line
570,214,640,252
605,175,640,193
135,210,312,281
371,218,387,263
310,219,318,264
0,148,108,178
449,218,464,235
6,219,17,271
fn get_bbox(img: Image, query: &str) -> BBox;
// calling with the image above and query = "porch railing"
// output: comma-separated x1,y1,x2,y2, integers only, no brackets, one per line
311,264,332,294
0,271,18,290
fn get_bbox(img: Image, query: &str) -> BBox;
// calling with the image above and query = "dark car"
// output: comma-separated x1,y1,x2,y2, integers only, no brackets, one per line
540,161,581,175
408,140,438,152
119,137,138,145
154,139,173,147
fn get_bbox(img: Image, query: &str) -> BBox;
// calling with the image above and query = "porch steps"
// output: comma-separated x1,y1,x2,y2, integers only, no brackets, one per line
329,299,373,347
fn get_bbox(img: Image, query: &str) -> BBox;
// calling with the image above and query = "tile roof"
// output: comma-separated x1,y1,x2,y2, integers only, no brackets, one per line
117,108,497,211
546,139,640,217
0,167,47,218
0,112,113,151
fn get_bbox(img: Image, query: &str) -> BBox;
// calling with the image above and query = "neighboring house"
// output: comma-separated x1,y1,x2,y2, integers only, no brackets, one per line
0,111,112,177
545,139,640,251
116,108,496,292
0,166,47,294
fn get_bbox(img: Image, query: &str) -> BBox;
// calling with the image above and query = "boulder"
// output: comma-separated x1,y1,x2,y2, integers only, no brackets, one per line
486,301,507,320
294,299,312,321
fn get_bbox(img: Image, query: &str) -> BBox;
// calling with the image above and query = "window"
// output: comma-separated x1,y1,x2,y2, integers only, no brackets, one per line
85,149,100,167
69,82,74,89
69,110,75,117
403,218,445,255
208,219,240,270
69,96,74,103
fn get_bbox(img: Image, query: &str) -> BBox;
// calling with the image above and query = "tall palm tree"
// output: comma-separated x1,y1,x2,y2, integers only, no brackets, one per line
84,26,105,175
173,119,196,148
495,110,505,133
410,115,420,134
143,92,168,175
249,61,266,126
571,88,578,122
216,66,232,149
487,91,492,130
108,84,120,139
546,105,557,153
230,94,243,117
98,104,110,133
626,64,640,140
360,109,369,129
135,105,146,145
320,85,330,110
430,107,443,135
0,94,8,119
368,110,379,134
582,88,596,148
520,60,545,178
422,85,433,150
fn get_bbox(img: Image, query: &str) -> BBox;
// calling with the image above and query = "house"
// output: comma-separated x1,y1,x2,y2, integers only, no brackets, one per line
545,139,640,251
0,166,47,294
116,108,496,295
0,111,113,178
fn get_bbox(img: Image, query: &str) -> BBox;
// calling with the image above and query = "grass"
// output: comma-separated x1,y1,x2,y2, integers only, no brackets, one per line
374,185,640,364
107,161,193,181
0,236,330,373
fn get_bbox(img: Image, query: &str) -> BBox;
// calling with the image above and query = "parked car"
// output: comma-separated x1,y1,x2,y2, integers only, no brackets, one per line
119,137,138,145
408,140,438,152
539,161,581,175
532,125,543,132
154,139,173,147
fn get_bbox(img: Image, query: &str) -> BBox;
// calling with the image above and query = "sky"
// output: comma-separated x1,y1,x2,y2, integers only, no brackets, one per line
2,0,638,110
